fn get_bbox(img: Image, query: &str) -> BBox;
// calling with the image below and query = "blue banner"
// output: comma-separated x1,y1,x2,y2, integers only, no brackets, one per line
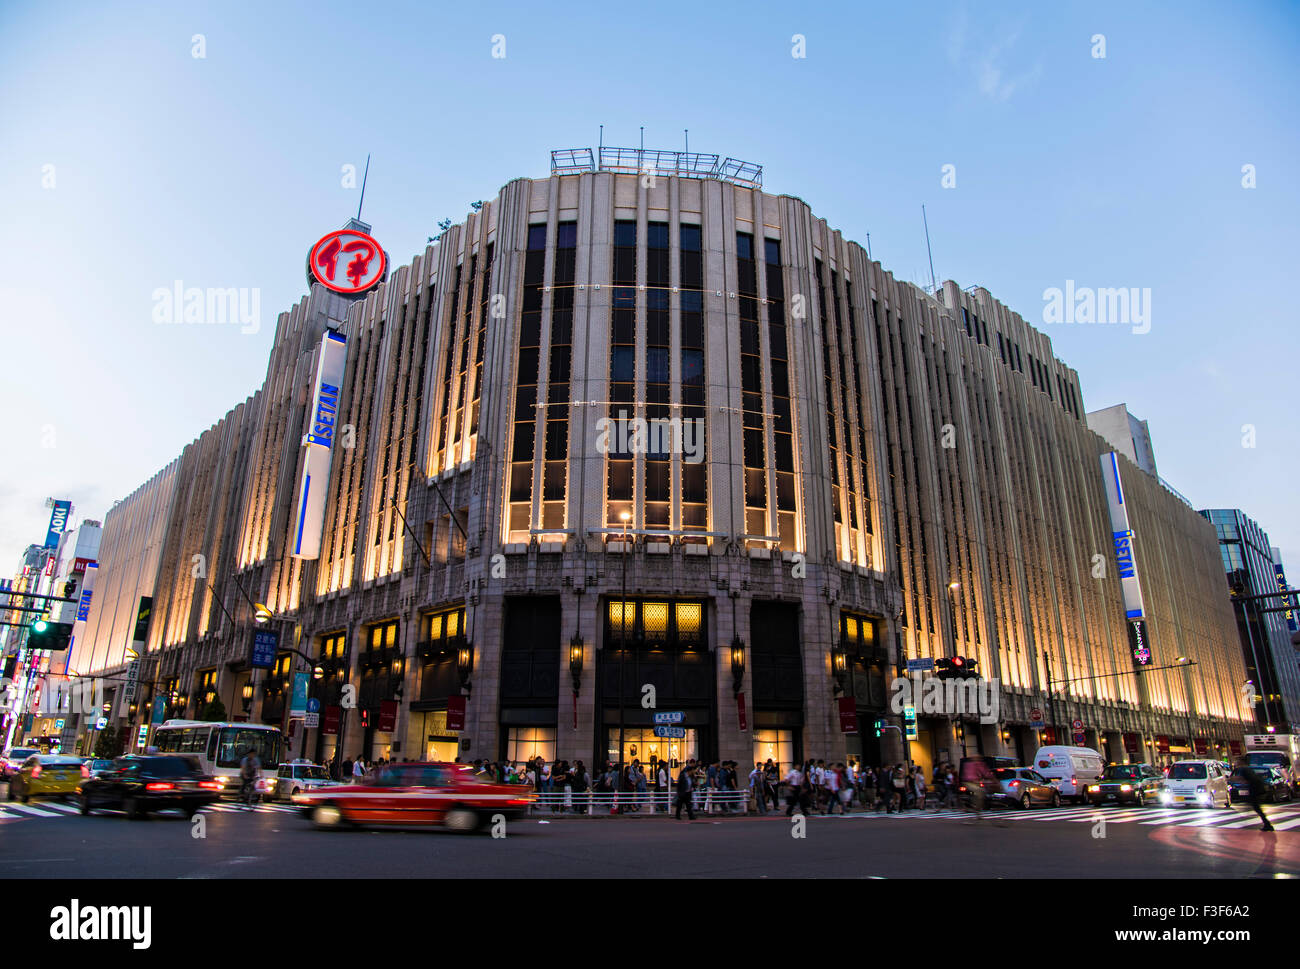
290,672,309,715
44,500,71,549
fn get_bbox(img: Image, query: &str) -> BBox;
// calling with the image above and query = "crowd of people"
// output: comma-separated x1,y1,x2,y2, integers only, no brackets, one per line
325,752,982,818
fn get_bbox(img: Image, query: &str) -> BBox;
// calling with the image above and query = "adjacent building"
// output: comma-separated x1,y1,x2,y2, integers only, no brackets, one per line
56,148,1251,775
1198,509,1300,733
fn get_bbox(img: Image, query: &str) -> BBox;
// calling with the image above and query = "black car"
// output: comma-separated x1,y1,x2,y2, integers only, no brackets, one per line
1227,765,1293,804
77,755,221,819
1085,763,1165,806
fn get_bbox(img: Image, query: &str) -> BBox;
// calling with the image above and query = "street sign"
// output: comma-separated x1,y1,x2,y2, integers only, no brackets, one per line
653,711,685,724
250,628,279,669
903,704,918,741
1031,718,1045,729
306,697,320,713
1072,732,1086,746
906,657,934,672
1030,708,1043,721
136,725,148,747
1071,719,1083,731
95,717,107,730
304,713,320,728
123,658,140,701
654,725,686,739
55,718,64,730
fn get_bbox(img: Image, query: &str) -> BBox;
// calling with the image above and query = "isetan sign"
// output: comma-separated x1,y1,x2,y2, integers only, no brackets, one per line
307,228,386,295
1100,451,1147,621
292,331,348,559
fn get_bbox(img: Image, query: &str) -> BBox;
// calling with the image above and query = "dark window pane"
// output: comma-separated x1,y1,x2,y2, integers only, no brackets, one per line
614,221,637,248
680,225,701,251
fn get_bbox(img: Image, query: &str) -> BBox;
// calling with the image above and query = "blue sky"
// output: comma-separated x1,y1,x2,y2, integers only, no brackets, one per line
1,0,1297,571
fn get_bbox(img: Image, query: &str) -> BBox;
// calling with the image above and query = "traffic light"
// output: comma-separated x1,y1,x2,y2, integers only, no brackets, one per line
950,655,967,678
360,708,370,728
873,717,884,738
963,656,979,680
63,579,76,599
935,658,954,678
28,620,73,651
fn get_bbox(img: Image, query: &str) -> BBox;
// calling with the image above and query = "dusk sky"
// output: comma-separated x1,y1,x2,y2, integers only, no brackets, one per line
2,0,1297,568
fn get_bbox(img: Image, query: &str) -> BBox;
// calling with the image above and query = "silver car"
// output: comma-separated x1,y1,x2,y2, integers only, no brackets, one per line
271,762,335,801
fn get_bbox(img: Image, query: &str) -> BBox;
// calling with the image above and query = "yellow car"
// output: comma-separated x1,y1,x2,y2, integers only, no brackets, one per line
7,754,83,803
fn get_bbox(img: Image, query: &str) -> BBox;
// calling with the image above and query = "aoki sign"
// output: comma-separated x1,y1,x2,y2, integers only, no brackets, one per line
292,331,348,559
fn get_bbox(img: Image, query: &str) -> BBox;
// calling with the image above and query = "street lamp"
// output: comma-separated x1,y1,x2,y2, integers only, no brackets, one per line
617,510,631,800
569,636,584,693
241,681,253,713
456,642,475,692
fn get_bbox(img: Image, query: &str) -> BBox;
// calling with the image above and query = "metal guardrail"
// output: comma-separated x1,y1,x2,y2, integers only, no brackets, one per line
529,789,751,815
550,147,763,189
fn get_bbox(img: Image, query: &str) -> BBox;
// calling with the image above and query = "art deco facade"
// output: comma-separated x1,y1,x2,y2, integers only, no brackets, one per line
69,154,1250,772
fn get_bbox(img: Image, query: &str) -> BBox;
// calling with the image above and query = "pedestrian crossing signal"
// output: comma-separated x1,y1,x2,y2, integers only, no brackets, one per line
360,708,369,728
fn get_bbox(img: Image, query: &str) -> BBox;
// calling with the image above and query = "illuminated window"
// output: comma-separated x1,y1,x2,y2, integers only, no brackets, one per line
675,602,702,642
608,600,632,638
753,729,795,775
738,231,766,539
642,601,669,643
427,614,443,642
505,727,556,765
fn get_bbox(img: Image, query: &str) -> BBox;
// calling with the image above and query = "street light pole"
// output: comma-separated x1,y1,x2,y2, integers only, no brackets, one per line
618,511,630,806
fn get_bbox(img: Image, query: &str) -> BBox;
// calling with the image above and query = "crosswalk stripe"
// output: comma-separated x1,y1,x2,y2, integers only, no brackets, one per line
41,801,81,814
2,803,62,817
1270,814,1300,831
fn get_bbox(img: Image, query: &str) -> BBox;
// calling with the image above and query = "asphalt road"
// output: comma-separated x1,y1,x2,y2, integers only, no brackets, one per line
2,797,1297,878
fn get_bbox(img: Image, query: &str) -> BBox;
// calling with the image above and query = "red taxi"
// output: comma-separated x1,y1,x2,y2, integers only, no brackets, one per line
292,762,535,833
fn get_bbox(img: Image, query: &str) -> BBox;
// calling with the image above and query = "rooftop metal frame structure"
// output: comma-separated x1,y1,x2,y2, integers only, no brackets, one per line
550,147,762,189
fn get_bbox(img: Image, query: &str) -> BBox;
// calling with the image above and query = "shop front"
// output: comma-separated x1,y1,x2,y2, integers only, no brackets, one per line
599,597,713,772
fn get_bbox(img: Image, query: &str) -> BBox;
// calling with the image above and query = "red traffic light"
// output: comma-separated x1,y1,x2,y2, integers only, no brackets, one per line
951,656,965,668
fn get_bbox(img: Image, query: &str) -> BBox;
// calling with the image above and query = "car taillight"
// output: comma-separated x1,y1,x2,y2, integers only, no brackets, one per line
1009,780,1019,788
198,781,219,790
144,782,175,792
30,764,41,779
1070,776,1076,786
81,764,89,779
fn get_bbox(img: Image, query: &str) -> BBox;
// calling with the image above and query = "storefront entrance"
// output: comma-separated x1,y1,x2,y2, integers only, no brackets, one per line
607,727,698,771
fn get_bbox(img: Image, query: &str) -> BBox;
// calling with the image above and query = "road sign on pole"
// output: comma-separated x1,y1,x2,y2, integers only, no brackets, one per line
652,711,684,724
1072,718,1084,731
653,725,686,738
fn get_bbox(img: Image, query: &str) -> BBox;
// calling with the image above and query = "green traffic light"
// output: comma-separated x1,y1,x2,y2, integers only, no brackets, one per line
32,619,48,633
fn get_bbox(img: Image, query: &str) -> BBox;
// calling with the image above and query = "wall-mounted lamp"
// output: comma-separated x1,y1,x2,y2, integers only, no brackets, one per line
830,643,847,694
569,636,584,693
241,681,253,713
730,637,746,695
312,665,325,681
253,602,273,625
457,642,475,692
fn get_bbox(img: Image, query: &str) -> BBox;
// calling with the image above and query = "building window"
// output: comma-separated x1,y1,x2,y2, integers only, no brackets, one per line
541,224,575,532
738,232,767,540
680,224,707,534
507,226,547,542
754,729,795,775
606,220,638,526
505,726,556,764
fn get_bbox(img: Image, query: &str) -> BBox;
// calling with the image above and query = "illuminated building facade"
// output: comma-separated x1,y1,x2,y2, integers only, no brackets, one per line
72,150,1249,774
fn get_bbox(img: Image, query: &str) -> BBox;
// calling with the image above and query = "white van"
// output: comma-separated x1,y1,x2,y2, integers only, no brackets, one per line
1160,759,1231,809
1031,746,1105,801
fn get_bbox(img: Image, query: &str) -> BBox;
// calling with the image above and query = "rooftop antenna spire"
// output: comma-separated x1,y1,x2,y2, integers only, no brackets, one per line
639,125,644,172
922,204,937,294
598,124,603,170
866,233,872,261
685,128,689,154
356,154,371,222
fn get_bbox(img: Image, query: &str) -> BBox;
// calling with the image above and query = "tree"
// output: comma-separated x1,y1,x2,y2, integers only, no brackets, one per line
198,695,227,722
93,725,126,759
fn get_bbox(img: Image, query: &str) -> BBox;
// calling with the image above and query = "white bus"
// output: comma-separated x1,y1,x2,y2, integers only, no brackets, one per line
152,720,282,797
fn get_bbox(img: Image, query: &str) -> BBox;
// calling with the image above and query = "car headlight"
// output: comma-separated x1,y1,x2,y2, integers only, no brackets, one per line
216,776,230,786
1087,785,1099,793
1120,785,1132,792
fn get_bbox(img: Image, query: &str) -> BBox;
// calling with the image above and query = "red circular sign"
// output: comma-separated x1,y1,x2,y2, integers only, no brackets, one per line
1030,708,1042,720
308,229,386,294
1072,719,1083,730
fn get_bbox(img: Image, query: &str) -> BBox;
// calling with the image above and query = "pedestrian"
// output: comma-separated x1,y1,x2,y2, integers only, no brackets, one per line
341,756,353,783
823,760,842,814
675,758,697,820
784,761,806,816
352,756,366,784
913,766,927,810
1235,757,1275,832
961,756,993,822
